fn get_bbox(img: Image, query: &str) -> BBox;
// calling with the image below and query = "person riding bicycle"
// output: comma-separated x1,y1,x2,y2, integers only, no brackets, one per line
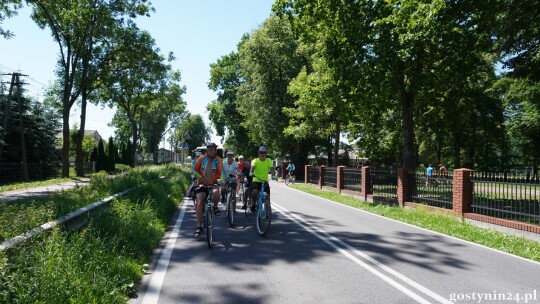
426,163,434,187
249,146,276,212
193,142,223,236
221,150,240,210
287,161,295,178
236,155,245,195
240,161,253,209
186,151,202,199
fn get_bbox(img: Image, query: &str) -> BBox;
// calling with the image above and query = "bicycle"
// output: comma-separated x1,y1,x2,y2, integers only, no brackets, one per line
285,171,296,185
252,175,273,237
223,179,237,228
199,183,219,249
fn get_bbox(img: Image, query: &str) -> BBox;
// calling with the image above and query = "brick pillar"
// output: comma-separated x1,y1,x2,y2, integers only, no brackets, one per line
397,167,410,207
361,166,371,200
453,168,474,216
319,165,326,189
305,165,311,184
337,166,345,194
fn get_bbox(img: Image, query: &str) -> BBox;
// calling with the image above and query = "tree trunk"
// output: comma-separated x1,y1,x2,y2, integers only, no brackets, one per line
398,68,416,171
62,106,70,177
333,121,340,167
75,91,88,177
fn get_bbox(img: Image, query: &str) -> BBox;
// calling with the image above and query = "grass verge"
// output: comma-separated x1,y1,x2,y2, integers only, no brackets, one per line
0,164,190,303
291,184,540,263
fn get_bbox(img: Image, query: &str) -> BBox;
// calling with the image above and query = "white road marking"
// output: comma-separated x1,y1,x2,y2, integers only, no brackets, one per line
141,200,188,304
272,202,452,304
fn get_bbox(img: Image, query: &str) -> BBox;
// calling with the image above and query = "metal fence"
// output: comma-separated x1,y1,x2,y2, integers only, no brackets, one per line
410,170,453,209
472,172,540,225
371,167,397,198
308,166,320,185
323,167,337,187
343,168,361,192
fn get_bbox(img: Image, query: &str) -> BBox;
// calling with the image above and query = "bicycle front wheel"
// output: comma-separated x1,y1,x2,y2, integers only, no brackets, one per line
255,199,272,237
226,191,234,227
205,206,213,248
285,176,290,185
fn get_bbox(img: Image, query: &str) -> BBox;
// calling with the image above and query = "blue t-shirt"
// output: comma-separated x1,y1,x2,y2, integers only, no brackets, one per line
287,163,295,171
426,167,434,177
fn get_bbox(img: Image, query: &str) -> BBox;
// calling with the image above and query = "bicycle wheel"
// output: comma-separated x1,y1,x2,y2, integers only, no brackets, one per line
255,198,272,237
226,191,234,227
291,176,295,185
285,175,290,185
205,205,213,248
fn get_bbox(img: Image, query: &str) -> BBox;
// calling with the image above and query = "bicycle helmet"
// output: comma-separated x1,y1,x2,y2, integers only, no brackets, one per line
206,142,218,148
258,146,268,153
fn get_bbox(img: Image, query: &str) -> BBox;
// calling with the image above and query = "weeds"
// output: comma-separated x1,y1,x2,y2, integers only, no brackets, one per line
0,164,190,303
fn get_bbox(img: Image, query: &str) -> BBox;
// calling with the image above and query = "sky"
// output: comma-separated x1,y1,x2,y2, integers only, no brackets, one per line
0,1,276,146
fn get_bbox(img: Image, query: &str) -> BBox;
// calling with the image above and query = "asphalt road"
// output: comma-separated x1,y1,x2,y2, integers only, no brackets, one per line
132,181,540,304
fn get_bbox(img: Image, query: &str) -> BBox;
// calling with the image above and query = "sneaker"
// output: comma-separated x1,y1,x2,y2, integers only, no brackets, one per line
241,204,247,210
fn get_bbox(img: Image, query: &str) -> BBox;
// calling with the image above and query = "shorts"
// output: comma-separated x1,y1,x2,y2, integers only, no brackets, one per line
251,182,270,195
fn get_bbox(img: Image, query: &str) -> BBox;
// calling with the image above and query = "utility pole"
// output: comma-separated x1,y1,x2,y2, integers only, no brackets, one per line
0,73,16,160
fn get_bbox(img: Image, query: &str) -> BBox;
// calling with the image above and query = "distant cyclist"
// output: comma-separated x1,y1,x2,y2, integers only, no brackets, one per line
193,142,223,236
249,146,276,212
287,161,295,178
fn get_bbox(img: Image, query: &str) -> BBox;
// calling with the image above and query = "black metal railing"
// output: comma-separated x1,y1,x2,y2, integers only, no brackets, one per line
410,170,453,209
323,167,337,187
472,172,540,225
343,168,362,192
308,166,320,185
371,167,397,198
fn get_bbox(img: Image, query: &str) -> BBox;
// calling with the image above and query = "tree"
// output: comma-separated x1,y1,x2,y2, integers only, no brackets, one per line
236,15,306,154
96,138,106,172
173,114,210,155
28,0,152,177
0,0,21,39
106,136,116,171
102,26,170,165
140,70,187,164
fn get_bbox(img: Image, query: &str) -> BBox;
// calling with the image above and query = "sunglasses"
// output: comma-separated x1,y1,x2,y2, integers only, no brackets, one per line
259,152,267,155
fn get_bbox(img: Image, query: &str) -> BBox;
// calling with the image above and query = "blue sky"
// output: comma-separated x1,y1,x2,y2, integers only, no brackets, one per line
0,1,275,144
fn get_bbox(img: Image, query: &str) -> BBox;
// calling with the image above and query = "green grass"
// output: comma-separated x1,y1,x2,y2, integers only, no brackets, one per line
291,184,540,263
0,164,190,303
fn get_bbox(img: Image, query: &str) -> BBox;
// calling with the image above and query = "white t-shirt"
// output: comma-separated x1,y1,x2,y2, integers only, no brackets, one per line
222,159,239,181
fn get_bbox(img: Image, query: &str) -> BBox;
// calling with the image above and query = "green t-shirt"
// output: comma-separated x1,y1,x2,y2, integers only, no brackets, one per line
251,158,273,182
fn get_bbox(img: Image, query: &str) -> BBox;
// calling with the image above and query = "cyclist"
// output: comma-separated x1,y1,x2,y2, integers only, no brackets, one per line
249,146,276,212
193,142,223,236
241,160,253,210
287,160,295,179
221,150,240,210
186,151,202,199
237,155,245,195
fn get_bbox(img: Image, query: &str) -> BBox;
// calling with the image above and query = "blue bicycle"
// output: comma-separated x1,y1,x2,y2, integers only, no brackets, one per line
252,175,273,237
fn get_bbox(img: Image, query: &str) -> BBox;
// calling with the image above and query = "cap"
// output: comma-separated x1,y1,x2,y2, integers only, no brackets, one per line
226,150,234,155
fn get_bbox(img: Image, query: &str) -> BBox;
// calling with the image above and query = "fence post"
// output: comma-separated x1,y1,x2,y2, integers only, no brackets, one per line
453,168,474,216
397,167,410,207
305,165,311,184
319,165,326,189
361,166,371,200
337,166,345,194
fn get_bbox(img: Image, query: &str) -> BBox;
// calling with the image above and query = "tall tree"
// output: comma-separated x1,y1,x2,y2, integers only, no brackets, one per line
236,14,306,154
102,26,169,165
28,0,152,177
